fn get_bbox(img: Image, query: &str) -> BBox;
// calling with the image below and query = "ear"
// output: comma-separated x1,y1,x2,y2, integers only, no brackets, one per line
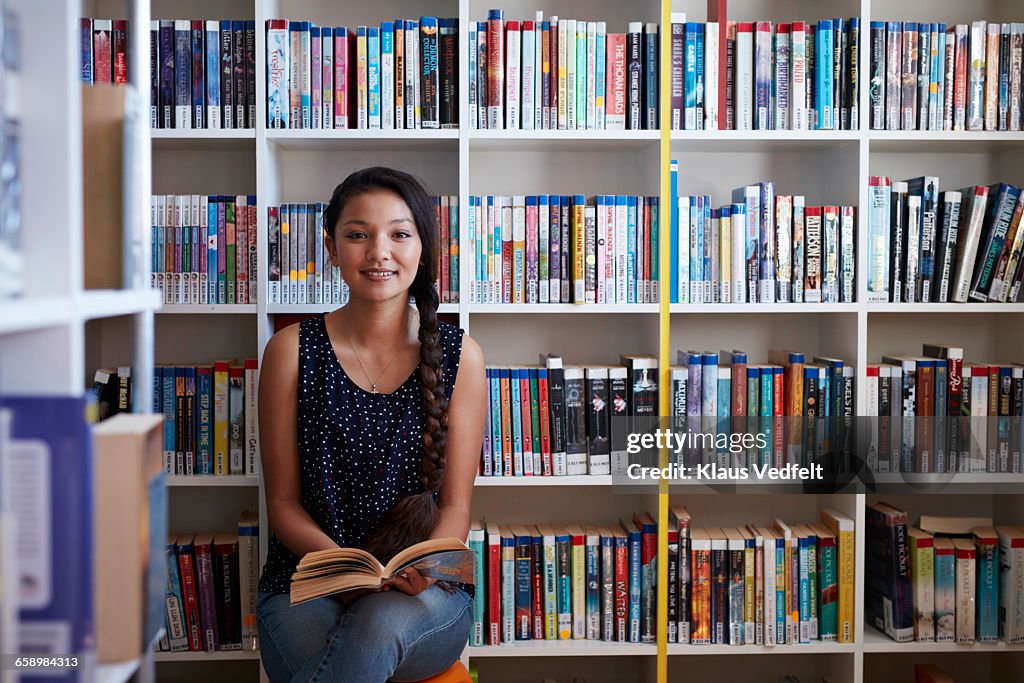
324,234,339,266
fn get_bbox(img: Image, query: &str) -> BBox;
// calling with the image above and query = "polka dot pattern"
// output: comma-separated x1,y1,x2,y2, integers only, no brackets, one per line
258,313,464,594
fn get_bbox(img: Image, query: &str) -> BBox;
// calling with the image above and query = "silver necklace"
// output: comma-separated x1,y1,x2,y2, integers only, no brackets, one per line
343,309,399,394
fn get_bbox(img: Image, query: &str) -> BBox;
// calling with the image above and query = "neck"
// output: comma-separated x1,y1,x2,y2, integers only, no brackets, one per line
340,296,415,347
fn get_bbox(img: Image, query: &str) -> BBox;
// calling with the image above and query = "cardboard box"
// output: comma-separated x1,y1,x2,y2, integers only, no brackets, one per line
93,413,166,663
82,84,125,290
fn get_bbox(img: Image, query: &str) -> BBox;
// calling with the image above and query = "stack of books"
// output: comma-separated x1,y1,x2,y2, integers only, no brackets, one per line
80,18,129,84
158,512,260,653
152,194,257,306
866,177,1024,303
148,20,257,129
865,343,1023,474
471,11,659,131
479,354,656,478
870,21,1024,131
666,506,856,645
672,165,856,304
672,350,855,469
668,15,860,131
465,193,660,305
866,504,1024,646
468,515,659,645
266,18,458,130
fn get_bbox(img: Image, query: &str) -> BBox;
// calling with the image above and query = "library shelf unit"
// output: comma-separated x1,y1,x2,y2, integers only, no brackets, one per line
66,0,1024,680
2,1,161,683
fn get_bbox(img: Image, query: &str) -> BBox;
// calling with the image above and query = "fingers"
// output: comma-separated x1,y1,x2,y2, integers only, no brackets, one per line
389,567,431,595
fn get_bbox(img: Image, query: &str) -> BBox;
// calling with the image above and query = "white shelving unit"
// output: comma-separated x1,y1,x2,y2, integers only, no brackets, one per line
69,0,1022,680
1,1,161,682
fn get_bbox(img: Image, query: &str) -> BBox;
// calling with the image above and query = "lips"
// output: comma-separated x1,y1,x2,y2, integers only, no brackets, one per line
361,270,397,281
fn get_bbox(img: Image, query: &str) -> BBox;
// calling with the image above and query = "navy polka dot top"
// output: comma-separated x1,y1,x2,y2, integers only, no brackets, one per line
258,312,464,594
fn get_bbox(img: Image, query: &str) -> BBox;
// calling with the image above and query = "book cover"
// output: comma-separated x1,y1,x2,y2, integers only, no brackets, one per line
3,396,96,662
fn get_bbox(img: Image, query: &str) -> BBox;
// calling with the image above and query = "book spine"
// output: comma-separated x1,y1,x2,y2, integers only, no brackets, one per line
935,545,956,641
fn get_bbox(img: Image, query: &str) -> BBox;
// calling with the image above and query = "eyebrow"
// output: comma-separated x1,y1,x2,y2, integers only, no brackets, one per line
341,217,413,226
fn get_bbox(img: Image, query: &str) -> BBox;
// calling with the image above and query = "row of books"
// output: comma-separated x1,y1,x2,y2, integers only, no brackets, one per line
866,177,1024,304
671,170,856,304
866,504,1024,645
669,16,860,131
480,354,656,478
869,21,1024,132
80,18,128,84
140,19,257,129
152,194,258,305
469,11,659,131
153,362,259,477
479,348,855,478
266,18,458,130
865,343,1024,475
157,513,260,652
666,506,856,645
672,350,854,469
465,506,856,648
265,196,458,306
467,514,659,644
0,6,20,300
465,194,660,305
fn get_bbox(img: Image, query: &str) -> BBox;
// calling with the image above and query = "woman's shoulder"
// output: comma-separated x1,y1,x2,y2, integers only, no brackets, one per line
437,320,478,361
436,320,485,370
436,318,464,345
264,320,301,356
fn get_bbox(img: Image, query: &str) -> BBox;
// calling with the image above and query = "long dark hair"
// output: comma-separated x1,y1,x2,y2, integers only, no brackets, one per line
324,167,447,564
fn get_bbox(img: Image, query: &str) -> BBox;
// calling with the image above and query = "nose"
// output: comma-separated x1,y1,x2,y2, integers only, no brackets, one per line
365,232,391,262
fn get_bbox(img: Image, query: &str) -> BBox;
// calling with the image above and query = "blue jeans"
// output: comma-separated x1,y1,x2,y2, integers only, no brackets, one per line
257,586,472,683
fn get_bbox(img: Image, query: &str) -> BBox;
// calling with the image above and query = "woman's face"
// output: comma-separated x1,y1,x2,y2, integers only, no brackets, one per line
328,189,424,303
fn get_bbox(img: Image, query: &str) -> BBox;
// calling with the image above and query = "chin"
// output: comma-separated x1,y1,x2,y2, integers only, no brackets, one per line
345,278,415,303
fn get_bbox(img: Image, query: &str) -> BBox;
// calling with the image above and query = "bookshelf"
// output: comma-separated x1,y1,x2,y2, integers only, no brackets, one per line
79,0,1024,680
0,1,161,683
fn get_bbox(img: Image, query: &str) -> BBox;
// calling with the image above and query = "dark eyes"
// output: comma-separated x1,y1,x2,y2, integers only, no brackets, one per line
343,230,413,240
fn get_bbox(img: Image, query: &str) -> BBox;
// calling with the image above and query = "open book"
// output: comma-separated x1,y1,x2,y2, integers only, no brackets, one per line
289,537,476,605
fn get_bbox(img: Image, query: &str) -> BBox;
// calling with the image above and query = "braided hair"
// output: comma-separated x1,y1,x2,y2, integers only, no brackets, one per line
323,167,447,565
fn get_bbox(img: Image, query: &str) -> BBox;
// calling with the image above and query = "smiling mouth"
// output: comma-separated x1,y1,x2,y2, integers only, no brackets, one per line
362,270,397,281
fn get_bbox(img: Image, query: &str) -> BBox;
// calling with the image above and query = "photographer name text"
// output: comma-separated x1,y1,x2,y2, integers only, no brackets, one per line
625,462,824,481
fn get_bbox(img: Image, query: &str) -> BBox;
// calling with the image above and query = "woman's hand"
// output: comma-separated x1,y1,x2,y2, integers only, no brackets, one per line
386,566,436,596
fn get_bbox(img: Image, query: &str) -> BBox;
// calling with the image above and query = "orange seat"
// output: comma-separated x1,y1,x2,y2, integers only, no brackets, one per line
410,661,471,683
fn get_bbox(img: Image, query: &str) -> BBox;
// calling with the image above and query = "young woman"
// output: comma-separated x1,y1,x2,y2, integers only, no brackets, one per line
256,167,487,683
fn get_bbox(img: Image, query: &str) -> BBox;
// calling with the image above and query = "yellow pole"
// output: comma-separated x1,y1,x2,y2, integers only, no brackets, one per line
657,0,672,681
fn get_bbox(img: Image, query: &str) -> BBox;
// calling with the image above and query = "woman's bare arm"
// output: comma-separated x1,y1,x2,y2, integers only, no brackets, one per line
430,334,487,543
259,324,340,556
